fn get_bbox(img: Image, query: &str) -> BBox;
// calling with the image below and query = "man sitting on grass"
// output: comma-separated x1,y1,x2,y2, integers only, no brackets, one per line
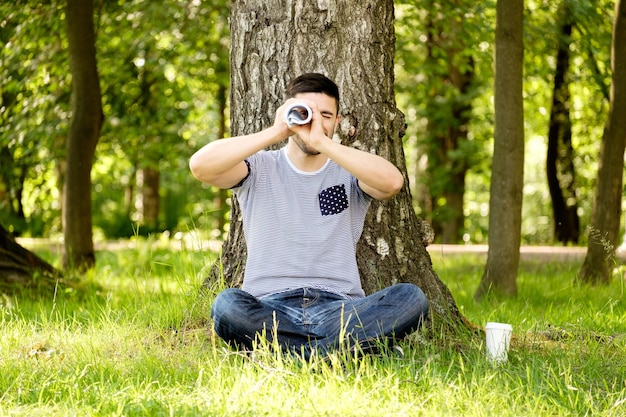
189,73,429,358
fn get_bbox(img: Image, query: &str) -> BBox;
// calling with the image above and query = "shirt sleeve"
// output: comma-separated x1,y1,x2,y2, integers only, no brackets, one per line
230,159,251,189
352,175,374,206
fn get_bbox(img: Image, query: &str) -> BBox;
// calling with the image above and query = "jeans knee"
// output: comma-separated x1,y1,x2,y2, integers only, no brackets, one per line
210,288,259,347
210,288,249,321
396,282,429,319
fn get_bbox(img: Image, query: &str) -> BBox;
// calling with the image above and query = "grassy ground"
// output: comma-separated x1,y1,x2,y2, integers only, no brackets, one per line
1,240,625,416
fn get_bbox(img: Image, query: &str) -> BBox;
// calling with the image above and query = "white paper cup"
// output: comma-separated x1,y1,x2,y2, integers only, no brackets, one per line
485,322,512,363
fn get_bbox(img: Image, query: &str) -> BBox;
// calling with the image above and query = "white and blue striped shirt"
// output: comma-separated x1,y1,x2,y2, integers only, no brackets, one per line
234,147,372,299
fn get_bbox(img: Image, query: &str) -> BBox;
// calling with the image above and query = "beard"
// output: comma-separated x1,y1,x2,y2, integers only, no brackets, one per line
292,134,321,155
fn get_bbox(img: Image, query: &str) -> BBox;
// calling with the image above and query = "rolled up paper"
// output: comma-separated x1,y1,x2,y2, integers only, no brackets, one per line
284,102,313,127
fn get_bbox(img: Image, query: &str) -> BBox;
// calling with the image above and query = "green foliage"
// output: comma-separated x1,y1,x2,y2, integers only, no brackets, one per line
92,0,231,238
0,1,69,236
521,0,614,245
1,244,624,416
1,0,231,239
395,0,496,242
395,0,615,244
0,0,619,246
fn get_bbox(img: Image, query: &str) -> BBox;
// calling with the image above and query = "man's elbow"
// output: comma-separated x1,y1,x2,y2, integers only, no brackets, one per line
384,170,404,198
189,154,213,183
390,171,404,196
372,171,404,200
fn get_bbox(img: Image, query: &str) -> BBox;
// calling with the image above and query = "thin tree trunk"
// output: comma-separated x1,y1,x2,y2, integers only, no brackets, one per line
139,167,160,233
579,0,626,285
423,2,474,244
475,0,524,299
63,0,103,270
547,2,580,245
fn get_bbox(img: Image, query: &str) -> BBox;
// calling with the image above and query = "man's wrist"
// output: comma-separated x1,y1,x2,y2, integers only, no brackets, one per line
264,124,290,145
315,135,340,154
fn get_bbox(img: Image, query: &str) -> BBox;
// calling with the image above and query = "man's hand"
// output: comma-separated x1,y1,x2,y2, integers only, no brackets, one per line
287,99,333,153
272,100,298,140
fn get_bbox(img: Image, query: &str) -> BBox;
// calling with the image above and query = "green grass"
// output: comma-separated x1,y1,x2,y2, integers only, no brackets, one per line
1,241,625,416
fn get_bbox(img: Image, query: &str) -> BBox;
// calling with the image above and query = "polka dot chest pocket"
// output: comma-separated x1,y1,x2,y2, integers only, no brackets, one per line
318,184,349,216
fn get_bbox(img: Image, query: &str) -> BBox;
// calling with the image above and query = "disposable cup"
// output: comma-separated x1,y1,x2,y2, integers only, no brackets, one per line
485,322,512,363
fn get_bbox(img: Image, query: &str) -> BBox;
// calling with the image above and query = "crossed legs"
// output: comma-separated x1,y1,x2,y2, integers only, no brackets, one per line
210,283,429,358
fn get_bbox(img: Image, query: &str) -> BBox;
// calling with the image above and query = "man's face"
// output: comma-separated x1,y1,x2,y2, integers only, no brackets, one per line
292,92,339,153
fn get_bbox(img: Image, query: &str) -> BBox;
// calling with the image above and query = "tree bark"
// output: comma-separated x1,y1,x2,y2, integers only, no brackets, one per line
63,0,103,270
546,2,580,245
0,223,61,291
475,0,524,299
214,82,231,235
0,148,27,232
579,0,626,285
207,0,469,335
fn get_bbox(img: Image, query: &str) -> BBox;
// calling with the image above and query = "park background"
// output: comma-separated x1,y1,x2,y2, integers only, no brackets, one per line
2,1,626,415
2,0,623,251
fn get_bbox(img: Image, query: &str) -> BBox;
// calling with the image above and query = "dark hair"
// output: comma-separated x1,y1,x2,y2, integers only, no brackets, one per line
285,73,340,111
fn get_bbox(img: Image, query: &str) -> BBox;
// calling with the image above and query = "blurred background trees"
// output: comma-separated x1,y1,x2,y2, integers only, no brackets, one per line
1,0,230,242
396,0,616,247
0,0,621,252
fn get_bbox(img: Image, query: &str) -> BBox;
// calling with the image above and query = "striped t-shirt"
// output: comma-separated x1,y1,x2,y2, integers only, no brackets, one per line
233,147,373,299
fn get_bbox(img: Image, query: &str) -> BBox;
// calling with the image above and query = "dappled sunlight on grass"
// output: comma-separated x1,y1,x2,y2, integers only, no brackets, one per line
434,253,626,334
1,241,625,416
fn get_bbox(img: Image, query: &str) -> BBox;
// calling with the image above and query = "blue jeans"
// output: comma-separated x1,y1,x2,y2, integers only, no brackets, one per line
210,283,429,358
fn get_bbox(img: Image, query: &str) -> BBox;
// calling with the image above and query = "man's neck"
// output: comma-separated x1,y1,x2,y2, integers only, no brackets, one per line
285,140,329,172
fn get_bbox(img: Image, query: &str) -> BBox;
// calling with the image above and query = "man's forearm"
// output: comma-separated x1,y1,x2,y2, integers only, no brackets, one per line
190,125,287,186
317,139,404,200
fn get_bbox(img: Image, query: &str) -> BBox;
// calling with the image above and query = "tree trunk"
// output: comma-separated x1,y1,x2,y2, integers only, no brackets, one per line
0,223,61,291
546,2,580,245
0,148,27,233
63,0,103,270
423,2,474,244
214,82,230,235
207,0,469,335
138,166,160,233
579,0,626,285
475,0,524,299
